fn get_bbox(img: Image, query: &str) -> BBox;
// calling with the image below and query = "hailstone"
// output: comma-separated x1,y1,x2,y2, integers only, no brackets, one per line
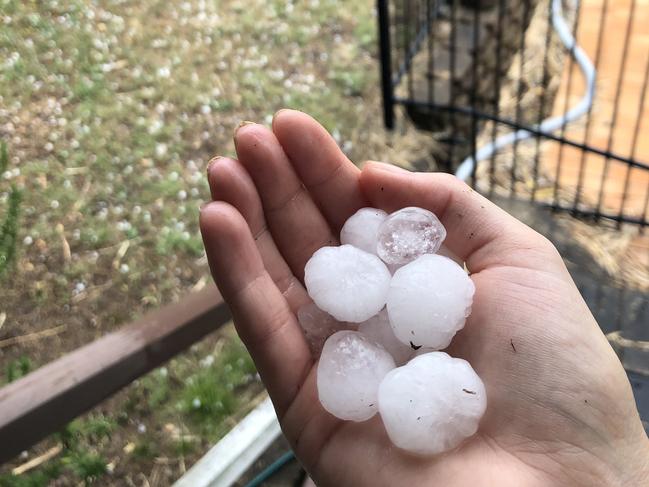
340,207,387,255
297,302,353,355
358,309,413,365
318,330,395,421
307,205,486,454
378,352,486,455
387,254,474,349
304,245,391,322
377,207,447,265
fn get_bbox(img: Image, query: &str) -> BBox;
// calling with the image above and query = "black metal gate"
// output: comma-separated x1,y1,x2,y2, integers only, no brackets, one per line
378,0,649,228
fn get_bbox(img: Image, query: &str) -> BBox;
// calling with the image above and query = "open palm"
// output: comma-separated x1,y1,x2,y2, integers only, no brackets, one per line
200,110,648,487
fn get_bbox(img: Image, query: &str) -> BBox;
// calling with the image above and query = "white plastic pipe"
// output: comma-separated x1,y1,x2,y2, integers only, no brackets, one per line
173,396,281,487
455,0,596,181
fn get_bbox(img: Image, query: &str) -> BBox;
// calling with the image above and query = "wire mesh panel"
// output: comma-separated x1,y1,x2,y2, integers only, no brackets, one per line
378,0,649,228
378,1,649,407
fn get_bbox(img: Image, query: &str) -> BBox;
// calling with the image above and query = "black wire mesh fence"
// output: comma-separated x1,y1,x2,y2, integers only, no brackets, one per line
378,0,649,228
378,1,649,417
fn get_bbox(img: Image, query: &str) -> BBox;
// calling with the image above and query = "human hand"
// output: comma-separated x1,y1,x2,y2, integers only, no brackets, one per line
199,110,649,487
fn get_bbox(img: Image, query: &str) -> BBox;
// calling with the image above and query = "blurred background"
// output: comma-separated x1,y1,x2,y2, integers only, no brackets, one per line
0,0,647,485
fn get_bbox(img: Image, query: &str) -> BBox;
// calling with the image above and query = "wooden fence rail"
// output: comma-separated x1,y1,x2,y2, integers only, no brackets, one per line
0,283,230,464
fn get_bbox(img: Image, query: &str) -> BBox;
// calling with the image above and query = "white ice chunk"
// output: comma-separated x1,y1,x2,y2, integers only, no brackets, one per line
377,207,447,265
318,330,396,421
297,302,353,355
358,309,413,365
305,245,391,323
387,254,474,349
340,207,387,255
378,352,486,455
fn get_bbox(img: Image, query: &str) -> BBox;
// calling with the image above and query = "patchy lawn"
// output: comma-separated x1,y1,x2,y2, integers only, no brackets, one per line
0,0,437,484
0,325,263,486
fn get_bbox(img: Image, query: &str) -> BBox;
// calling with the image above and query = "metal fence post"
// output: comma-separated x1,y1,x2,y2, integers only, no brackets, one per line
377,0,395,129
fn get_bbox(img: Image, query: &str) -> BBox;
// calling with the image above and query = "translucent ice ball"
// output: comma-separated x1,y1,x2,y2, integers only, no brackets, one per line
340,207,387,255
378,352,486,455
318,330,396,421
358,309,413,365
387,254,474,349
377,207,447,265
305,245,391,323
297,302,353,355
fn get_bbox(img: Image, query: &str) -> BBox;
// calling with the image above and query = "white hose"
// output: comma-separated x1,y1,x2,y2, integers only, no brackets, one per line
455,0,595,181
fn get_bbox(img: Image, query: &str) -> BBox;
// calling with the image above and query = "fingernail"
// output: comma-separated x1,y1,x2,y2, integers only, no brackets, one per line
272,108,291,122
206,156,223,177
369,161,410,174
234,120,255,137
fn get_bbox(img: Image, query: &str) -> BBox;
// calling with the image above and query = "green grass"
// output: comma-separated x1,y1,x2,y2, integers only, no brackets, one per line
0,463,62,487
0,0,384,483
0,0,380,332
5,333,261,486
179,340,256,434
173,436,198,457
121,335,259,441
0,418,110,486
131,439,159,460
66,451,107,483
0,143,21,277
4,356,31,384
137,368,171,411
155,227,204,258
68,414,116,442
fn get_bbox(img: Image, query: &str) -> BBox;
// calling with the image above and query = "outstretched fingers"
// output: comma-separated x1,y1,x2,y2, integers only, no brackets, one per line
200,202,312,416
234,123,337,281
207,156,310,311
272,109,367,232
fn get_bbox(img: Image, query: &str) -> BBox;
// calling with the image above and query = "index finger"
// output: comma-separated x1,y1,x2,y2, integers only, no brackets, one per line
272,109,367,232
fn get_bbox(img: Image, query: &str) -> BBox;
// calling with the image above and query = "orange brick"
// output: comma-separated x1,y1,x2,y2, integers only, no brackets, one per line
541,0,649,219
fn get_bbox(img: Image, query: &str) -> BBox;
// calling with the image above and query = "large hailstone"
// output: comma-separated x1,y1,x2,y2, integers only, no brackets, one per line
358,309,413,365
297,302,353,355
304,245,391,323
340,207,387,255
377,207,447,265
318,330,395,421
387,254,474,349
378,352,486,455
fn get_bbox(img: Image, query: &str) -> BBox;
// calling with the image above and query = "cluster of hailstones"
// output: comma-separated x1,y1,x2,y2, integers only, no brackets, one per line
298,207,486,456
